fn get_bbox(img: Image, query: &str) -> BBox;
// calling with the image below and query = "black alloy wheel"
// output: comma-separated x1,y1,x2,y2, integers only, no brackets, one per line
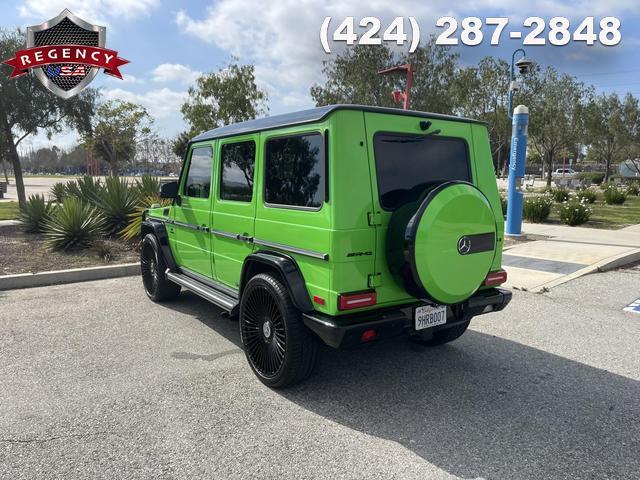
239,273,317,388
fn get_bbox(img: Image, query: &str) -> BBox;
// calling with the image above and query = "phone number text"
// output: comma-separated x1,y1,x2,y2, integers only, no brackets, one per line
319,16,621,52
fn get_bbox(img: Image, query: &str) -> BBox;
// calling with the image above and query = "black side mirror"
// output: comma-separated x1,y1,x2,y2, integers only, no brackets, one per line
160,181,178,199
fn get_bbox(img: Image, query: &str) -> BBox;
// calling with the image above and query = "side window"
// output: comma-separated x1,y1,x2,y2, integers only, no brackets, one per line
183,146,212,198
265,133,324,209
220,140,256,202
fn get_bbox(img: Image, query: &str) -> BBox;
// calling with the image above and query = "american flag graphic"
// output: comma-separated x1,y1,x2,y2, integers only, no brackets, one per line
59,65,86,76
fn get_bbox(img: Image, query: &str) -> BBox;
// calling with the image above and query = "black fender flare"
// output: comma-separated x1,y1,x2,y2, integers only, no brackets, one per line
141,219,177,271
240,251,314,313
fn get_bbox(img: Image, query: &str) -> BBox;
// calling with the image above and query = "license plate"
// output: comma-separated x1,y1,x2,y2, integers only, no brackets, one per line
414,304,447,331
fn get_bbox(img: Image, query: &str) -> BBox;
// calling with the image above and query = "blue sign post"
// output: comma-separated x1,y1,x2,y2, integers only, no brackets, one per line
505,105,529,236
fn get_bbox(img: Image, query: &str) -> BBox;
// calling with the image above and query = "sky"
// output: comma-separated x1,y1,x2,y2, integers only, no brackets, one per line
2,0,640,152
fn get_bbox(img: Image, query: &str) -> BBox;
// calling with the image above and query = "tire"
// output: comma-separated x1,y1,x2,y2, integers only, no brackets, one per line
140,234,181,302
239,273,317,388
413,320,471,347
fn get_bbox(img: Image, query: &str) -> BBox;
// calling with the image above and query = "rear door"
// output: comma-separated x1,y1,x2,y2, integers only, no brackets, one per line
172,143,215,279
211,135,258,289
363,112,475,306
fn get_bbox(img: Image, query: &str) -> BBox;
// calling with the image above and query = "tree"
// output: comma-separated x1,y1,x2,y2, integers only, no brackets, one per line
83,100,153,175
583,93,639,182
452,56,511,173
175,62,268,157
311,44,397,107
0,28,97,206
519,66,591,186
172,130,192,160
311,37,460,113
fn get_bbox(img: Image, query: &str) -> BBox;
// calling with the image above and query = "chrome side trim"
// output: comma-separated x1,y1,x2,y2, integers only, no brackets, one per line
166,270,236,311
211,229,253,243
211,229,239,240
173,220,208,232
253,238,329,261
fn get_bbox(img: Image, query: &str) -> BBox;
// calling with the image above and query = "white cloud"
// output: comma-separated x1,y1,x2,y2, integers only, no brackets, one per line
104,87,187,120
175,0,640,108
103,87,187,139
18,0,159,24
152,63,201,86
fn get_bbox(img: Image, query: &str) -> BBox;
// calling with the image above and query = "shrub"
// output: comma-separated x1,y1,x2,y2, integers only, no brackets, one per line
96,176,140,236
550,187,570,203
95,241,115,263
19,194,55,233
50,182,67,203
65,176,104,204
43,197,103,250
626,182,640,196
576,188,597,204
522,195,553,223
558,199,592,226
135,175,161,198
500,194,508,216
603,185,626,205
120,194,171,241
575,172,605,185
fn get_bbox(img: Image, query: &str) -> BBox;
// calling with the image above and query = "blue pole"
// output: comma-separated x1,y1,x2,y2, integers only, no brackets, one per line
505,105,529,236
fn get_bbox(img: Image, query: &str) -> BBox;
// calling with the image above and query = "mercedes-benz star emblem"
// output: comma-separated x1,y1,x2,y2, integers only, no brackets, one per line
457,236,472,255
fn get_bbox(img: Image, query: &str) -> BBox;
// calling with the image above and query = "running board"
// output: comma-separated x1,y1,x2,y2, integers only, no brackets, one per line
166,270,237,312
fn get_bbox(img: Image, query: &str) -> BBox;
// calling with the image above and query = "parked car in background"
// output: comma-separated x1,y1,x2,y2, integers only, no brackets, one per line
552,168,577,178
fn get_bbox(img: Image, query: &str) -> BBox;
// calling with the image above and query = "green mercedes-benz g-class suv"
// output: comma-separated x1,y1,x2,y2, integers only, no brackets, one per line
140,105,511,387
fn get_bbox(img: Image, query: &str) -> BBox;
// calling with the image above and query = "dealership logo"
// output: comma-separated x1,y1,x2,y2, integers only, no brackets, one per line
2,9,128,98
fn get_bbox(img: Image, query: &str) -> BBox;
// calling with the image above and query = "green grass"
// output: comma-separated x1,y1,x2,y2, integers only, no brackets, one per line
548,192,640,229
0,201,20,220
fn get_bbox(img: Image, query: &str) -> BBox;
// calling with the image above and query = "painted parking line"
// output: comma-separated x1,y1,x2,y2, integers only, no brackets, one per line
502,254,588,275
623,299,640,315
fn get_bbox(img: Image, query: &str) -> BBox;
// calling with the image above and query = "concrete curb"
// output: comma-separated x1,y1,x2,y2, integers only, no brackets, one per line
534,248,640,292
0,220,20,227
0,263,140,291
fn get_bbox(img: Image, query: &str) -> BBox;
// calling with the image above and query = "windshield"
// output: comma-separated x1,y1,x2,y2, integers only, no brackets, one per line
373,133,471,211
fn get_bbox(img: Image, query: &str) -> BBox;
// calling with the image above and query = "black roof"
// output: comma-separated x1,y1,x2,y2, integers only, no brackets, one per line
191,104,485,143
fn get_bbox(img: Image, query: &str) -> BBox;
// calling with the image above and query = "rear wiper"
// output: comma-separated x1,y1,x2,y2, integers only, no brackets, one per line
424,129,441,136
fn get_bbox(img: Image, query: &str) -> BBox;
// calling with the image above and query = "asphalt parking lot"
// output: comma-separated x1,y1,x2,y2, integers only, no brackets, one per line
1,268,639,479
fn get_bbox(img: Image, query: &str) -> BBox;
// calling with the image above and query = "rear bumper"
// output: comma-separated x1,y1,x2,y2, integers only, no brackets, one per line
303,287,512,349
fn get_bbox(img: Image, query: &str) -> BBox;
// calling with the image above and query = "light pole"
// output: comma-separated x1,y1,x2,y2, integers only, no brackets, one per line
507,49,532,118
505,49,533,236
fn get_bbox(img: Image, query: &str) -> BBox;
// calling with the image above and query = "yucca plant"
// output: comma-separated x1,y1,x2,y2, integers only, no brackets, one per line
120,194,171,242
43,197,103,251
50,182,67,203
135,175,161,198
19,194,56,233
96,176,140,236
65,176,104,204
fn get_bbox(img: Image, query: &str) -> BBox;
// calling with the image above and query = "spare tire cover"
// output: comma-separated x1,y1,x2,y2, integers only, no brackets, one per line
404,181,497,304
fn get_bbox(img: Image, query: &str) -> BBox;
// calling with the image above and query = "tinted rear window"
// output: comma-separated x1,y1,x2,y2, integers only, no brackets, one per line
220,140,256,202
265,133,324,209
373,133,470,210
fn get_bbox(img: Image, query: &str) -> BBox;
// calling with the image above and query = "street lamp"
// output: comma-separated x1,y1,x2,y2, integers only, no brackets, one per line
505,49,533,237
507,49,533,118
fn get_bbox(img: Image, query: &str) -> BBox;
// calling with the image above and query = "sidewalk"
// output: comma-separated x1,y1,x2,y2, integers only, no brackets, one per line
503,223,640,291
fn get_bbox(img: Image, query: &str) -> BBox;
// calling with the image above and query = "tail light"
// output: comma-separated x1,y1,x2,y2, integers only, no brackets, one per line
484,269,507,286
338,291,377,311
